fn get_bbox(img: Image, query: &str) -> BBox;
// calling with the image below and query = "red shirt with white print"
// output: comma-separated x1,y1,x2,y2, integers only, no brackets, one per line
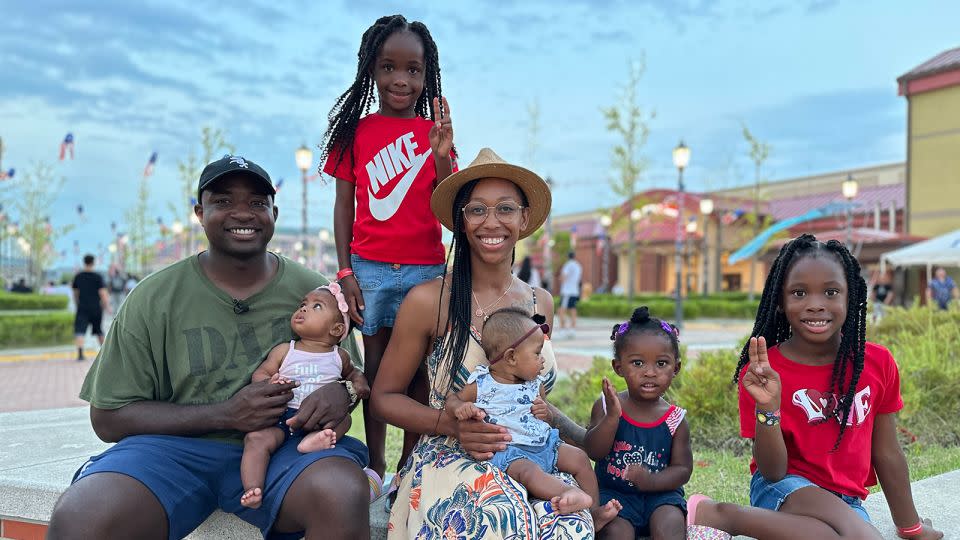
323,113,455,265
739,342,904,499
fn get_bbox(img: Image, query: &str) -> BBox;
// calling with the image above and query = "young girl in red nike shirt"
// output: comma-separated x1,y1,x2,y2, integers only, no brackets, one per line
320,14,455,483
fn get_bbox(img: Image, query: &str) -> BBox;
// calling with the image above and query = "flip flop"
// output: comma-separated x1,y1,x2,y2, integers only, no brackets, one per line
687,494,732,540
364,468,383,500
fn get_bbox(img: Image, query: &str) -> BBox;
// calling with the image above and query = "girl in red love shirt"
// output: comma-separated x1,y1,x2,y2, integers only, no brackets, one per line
686,234,942,539
320,14,456,484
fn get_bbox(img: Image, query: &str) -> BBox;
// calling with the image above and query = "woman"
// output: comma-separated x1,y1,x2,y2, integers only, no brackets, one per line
517,255,542,288
371,148,594,538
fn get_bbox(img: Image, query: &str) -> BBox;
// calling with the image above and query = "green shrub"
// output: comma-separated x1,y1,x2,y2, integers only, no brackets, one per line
0,312,74,347
576,296,757,320
872,307,960,445
0,292,69,311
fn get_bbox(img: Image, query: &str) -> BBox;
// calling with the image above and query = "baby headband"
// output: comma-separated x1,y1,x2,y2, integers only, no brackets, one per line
614,320,680,341
316,282,350,340
489,322,550,365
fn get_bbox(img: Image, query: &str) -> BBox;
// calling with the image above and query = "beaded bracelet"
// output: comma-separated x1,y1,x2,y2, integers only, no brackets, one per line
897,521,923,538
756,409,781,426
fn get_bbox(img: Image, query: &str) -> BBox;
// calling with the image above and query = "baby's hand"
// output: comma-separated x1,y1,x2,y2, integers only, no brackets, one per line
602,378,622,419
454,403,484,421
623,463,653,489
270,373,292,385
352,378,371,400
531,397,553,426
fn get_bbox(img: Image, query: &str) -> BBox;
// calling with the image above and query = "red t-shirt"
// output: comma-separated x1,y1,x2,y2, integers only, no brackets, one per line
738,342,904,499
323,113,453,265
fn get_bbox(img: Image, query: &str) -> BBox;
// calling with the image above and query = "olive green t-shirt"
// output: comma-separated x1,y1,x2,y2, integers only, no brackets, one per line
79,253,360,443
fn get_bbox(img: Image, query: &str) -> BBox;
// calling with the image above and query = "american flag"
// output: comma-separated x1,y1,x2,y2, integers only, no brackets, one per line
143,152,158,177
59,133,75,160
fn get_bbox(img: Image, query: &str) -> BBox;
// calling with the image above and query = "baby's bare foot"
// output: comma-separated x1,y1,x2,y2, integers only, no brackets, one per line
550,487,593,515
297,428,337,453
240,487,263,509
591,498,622,531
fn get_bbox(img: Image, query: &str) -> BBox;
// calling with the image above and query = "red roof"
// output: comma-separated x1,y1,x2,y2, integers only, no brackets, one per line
898,46,960,83
769,183,904,221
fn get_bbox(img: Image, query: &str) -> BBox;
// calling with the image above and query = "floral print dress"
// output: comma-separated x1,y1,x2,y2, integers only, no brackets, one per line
387,326,594,539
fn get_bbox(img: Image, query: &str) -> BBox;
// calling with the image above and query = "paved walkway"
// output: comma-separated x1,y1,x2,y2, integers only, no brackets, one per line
0,318,754,413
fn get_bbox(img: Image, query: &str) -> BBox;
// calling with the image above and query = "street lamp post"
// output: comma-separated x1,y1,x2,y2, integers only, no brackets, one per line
672,141,690,329
842,174,858,250
599,214,612,293
295,144,313,267
699,198,714,295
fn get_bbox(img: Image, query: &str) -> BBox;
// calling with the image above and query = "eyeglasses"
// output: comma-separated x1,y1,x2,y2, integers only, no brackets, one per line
462,201,525,225
489,323,550,365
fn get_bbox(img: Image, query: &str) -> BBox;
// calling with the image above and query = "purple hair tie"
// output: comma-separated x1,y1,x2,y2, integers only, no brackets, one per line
616,322,630,336
660,320,679,340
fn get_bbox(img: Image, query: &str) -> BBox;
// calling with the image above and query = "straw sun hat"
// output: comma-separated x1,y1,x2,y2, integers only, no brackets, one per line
430,148,552,239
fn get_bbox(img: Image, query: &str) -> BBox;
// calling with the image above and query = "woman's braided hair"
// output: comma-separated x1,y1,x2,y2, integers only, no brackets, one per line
731,234,867,449
320,14,445,174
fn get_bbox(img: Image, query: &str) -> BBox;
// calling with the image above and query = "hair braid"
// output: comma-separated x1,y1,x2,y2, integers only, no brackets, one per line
320,15,452,176
821,240,867,449
433,180,479,395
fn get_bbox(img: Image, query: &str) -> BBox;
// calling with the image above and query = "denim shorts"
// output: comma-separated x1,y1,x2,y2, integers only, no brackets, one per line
350,254,445,335
490,428,561,474
750,472,870,523
72,434,368,540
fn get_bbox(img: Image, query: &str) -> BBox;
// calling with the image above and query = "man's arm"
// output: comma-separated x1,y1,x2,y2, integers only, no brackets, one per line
89,378,297,442
98,287,110,313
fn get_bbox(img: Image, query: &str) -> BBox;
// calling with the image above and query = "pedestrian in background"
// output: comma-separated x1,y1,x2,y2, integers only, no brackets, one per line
73,254,110,361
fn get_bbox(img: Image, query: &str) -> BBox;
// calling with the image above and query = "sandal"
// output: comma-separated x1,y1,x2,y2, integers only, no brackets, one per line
687,494,732,540
364,468,383,500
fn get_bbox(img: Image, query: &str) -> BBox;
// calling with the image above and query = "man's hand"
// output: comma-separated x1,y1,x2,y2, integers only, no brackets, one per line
451,409,511,461
286,382,350,433
225,379,298,432
531,397,553,426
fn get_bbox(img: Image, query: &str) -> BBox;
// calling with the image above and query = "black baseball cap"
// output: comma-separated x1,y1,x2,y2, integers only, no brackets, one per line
197,155,275,199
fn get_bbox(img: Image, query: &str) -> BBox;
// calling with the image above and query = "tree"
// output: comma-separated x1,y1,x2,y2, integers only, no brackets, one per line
171,127,234,254
8,162,75,285
124,172,152,273
602,58,655,301
741,124,771,301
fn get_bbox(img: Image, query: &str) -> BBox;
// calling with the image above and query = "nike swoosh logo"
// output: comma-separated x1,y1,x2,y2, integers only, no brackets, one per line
368,148,432,221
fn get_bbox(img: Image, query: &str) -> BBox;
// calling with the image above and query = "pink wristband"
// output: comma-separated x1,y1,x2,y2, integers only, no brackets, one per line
897,522,923,537
336,268,354,280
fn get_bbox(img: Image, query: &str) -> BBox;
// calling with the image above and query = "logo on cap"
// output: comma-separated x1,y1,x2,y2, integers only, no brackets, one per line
229,156,249,168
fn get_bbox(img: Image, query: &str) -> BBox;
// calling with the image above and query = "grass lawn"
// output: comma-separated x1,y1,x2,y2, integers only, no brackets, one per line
347,408,960,502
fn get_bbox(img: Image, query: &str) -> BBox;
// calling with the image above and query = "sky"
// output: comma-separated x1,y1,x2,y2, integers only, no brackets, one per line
1,0,958,266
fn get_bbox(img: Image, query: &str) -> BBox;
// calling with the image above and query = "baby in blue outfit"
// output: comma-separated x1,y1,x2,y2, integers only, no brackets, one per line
445,308,620,530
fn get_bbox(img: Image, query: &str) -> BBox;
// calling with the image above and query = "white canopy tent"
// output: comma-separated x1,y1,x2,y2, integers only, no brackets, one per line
880,228,960,279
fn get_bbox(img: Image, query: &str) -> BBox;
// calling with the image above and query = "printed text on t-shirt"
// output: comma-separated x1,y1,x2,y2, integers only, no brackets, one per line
365,132,433,221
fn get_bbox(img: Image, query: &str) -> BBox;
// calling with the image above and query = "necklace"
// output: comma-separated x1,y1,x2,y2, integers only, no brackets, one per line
472,281,513,321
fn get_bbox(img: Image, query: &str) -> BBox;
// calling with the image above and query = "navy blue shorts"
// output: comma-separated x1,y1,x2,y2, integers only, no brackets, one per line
599,488,686,535
350,254,445,336
73,434,368,540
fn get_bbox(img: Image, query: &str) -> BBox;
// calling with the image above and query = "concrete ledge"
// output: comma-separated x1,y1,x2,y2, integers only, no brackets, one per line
0,407,387,540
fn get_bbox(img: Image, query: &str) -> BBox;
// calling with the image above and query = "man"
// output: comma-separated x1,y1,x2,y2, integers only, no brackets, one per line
869,269,895,323
558,251,582,337
927,266,959,310
72,254,110,361
48,156,371,540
